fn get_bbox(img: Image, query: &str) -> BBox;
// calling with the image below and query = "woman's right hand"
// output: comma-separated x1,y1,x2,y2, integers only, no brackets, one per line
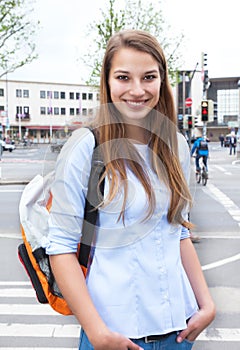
90,329,143,350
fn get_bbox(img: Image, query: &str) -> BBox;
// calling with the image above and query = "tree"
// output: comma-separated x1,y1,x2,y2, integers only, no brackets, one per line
82,0,184,85
0,0,39,78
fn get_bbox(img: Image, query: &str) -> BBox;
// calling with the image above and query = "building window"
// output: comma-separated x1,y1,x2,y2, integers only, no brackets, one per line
82,108,87,116
40,107,46,115
88,93,93,100
0,106,4,111
76,92,80,100
54,91,59,99
82,93,87,100
76,108,80,115
217,89,238,124
54,107,59,115
60,91,65,99
69,92,74,99
96,93,100,101
16,89,22,98
60,107,66,115
47,91,52,99
23,106,30,120
0,89,4,97
47,106,53,115
16,106,23,115
40,90,46,99
23,90,29,98
69,108,75,115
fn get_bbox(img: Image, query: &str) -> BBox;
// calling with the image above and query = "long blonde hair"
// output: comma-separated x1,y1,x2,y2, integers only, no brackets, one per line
91,29,192,226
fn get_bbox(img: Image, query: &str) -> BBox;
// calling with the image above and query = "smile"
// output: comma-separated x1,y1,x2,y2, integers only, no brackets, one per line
125,100,148,107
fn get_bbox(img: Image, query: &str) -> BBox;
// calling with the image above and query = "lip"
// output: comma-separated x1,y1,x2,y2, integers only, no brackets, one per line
124,99,149,109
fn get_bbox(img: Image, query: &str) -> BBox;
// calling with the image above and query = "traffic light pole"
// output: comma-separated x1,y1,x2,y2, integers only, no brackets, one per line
237,80,240,159
202,53,208,141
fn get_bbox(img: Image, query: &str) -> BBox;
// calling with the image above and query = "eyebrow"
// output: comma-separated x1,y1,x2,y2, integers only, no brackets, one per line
113,69,159,74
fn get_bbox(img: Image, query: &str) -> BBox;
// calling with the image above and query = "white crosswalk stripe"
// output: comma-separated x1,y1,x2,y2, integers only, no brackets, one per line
1,283,240,348
0,283,79,349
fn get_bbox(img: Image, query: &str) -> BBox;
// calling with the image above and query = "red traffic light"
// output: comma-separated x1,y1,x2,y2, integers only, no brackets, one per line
201,101,209,121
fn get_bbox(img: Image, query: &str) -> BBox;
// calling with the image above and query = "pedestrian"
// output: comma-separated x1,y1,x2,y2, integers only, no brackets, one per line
46,29,215,350
229,132,237,155
219,134,224,147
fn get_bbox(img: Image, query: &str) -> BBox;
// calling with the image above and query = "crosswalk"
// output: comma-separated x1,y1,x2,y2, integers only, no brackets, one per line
1,282,240,349
0,282,79,349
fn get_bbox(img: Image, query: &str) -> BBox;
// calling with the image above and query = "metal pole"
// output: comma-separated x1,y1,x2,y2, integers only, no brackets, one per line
237,80,240,159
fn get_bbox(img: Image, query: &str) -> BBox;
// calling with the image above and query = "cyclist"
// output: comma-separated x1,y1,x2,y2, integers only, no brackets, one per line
191,135,209,175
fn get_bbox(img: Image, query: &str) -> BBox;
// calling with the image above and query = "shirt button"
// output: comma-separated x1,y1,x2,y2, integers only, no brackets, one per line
163,293,169,301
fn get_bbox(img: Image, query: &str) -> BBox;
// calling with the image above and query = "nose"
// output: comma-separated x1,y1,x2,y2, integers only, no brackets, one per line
129,80,145,97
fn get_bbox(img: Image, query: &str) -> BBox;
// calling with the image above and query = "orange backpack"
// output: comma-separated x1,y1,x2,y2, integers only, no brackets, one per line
18,131,104,315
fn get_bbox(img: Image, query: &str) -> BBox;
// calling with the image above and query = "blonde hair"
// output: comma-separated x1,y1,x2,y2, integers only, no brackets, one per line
91,29,192,226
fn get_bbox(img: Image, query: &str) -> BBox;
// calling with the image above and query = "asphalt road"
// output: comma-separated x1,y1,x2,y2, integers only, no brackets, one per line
0,141,239,349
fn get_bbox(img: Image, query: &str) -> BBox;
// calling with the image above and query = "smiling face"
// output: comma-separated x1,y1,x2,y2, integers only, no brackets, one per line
108,48,161,126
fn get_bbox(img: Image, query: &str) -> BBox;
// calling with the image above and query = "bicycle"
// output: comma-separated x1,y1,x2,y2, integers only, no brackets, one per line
196,164,208,186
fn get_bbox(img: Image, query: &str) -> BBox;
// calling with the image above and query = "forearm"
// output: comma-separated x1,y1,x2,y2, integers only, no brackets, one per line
180,238,215,316
49,254,108,342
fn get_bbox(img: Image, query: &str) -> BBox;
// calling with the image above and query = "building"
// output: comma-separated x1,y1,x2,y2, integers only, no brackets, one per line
0,79,100,143
176,72,240,141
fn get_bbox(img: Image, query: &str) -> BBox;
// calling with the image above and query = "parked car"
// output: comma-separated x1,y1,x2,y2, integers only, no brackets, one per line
50,139,66,153
0,139,16,152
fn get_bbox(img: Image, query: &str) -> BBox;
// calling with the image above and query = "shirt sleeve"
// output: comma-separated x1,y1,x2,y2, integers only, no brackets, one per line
177,133,191,240
45,127,96,255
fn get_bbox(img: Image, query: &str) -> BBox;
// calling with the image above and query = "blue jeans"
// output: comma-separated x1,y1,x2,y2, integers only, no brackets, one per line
79,329,194,349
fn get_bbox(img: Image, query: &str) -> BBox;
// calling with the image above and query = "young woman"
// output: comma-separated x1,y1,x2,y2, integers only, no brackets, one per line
46,29,215,350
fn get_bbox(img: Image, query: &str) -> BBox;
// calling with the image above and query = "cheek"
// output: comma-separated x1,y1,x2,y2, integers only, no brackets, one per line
109,81,125,102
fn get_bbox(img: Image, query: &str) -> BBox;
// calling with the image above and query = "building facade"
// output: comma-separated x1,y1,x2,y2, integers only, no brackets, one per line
176,72,240,141
0,79,99,143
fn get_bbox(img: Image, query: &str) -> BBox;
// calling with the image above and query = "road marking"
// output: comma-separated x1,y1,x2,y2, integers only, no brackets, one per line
202,253,240,271
0,323,240,342
0,323,79,337
0,304,58,316
0,233,22,239
0,349,76,350
206,183,240,226
0,281,30,286
198,328,240,341
0,348,76,350
0,288,36,297
0,189,23,192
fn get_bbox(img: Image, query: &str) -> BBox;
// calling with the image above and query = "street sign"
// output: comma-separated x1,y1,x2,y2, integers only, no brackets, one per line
185,97,192,107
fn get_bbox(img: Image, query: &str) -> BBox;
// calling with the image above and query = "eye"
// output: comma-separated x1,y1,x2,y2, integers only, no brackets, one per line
144,74,157,81
116,75,129,81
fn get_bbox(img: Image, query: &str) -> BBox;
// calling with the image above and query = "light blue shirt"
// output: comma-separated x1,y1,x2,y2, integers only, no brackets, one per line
46,127,198,338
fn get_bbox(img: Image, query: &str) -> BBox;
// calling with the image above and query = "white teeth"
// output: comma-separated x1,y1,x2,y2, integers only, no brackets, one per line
127,100,145,106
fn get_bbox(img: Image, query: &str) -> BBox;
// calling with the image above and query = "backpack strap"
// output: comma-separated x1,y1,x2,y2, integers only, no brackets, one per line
78,128,105,273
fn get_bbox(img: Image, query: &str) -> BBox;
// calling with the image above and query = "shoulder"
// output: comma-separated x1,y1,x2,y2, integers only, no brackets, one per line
55,127,96,175
59,127,95,160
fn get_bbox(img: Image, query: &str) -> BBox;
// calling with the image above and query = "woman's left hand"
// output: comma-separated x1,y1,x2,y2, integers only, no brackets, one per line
176,306,216,343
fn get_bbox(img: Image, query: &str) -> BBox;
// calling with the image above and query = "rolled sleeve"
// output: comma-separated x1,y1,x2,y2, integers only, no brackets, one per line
46,128,95,255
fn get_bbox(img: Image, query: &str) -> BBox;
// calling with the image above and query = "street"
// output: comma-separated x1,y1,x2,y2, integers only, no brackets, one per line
0,142,239,349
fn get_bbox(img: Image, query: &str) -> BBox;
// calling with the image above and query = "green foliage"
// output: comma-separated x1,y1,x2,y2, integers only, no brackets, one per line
82,0,184,86
0,0,39,78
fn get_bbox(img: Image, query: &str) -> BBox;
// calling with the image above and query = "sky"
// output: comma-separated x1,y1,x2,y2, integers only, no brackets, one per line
9,0,240,84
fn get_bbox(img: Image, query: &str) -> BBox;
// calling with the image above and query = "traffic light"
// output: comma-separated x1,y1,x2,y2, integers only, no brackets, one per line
201,52,207,69
194,115,199,127
187,115,194,129
203,70,209,91
178,115,183,130
201,100,208,122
